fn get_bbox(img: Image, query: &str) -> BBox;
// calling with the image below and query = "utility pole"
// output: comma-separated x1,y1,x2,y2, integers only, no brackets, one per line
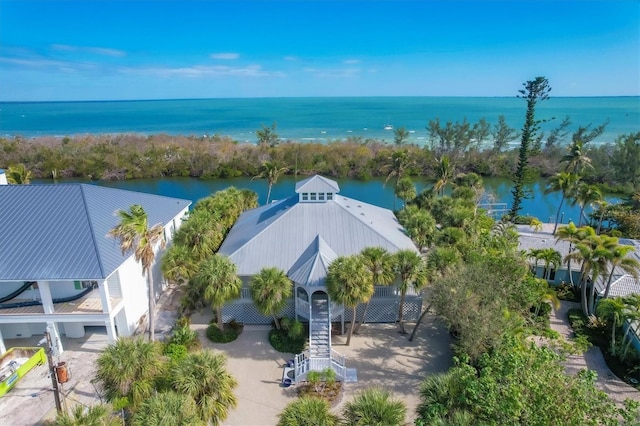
44,329,63,414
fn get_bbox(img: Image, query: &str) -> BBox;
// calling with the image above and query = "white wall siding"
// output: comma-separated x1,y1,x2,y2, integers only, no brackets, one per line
107,272,122,298
116,255,149,334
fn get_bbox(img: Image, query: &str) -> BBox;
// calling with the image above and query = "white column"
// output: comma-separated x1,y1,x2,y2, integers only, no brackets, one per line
37,281,55,314
0,328,6,355
104,318,117,343
98,280,112,314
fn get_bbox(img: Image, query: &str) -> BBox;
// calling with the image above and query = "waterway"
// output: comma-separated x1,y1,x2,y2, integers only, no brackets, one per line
42,175,619,224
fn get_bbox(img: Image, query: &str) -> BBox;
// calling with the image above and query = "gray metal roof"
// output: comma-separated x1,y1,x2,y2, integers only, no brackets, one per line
219,176,418,280
295,175,340,194
288,236,338,286
0,184,191,281
517,224,640,298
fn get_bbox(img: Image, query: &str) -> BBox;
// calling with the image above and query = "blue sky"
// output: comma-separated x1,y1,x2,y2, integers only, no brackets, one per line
1,0,638,101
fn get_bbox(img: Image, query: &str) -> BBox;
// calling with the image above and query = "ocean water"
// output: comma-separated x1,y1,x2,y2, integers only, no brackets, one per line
1,97,638,145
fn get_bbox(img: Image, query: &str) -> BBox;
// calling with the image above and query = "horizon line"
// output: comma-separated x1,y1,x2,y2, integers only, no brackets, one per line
2,94,639,103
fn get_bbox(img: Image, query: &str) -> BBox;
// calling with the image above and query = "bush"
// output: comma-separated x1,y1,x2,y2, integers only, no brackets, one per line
269,328,307,354
206,323,241,343
167,323,200,351
163,343,188,362
556,282,579,302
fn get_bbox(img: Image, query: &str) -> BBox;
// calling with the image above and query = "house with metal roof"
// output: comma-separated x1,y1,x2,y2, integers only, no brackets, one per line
517,223,640,298
0,182,191,354
217,175,421,382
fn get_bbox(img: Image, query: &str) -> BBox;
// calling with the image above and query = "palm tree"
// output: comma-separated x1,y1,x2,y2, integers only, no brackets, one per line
252,161,288,205
342,387,407,426
537,248,562,280
171,350,238,425
555,222,581,285
434,155,455,197
95,338,165,408
571,183,602,226
250,267,292,330
545,172,579,234
565,228,609,315
527,248,544,277
109,204,165,341
620,294,640,361
277,397,339,426
326,255,373,346
395,176,416,209
561,139,593,174
54,404,121,426
6,163,33,184
394,249,428,334
195,254,242,331
161,244,195,285
602,243,640,299
354,247,396,334
597,297,626,357
397,205,436,252
416,369,472,425
383,149,412,210
131,391,205,426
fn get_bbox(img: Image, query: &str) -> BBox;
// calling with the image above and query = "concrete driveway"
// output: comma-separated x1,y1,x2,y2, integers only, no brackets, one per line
192,311,453,426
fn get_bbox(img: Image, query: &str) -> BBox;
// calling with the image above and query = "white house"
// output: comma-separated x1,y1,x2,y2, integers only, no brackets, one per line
217,175,421,382
0,177,190,354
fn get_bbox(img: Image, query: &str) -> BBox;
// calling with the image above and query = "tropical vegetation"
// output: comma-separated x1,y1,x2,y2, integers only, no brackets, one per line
109,204,165,341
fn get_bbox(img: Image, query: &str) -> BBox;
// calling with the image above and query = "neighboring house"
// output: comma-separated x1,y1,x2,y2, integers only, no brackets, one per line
0,180,191,354
518,223,640,354
217,175,422,382
517,223,640,298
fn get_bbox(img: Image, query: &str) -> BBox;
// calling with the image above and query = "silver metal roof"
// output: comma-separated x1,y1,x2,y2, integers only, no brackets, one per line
219,176,418,281
295,175,340,194
288,236,338,287
0,184,191,281
517,224,640,298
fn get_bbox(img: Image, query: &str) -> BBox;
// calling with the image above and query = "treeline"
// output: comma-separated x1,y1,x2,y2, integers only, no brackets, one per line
0,128,638,193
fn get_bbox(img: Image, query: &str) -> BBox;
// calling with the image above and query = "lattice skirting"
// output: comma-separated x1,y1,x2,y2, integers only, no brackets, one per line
222,297,421,325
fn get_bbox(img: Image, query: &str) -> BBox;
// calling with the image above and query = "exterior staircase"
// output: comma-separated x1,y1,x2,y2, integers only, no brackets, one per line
293,291,355,383
310,293,331,358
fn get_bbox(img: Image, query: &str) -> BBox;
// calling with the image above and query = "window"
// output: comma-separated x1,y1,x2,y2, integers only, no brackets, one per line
302,193,309,201
310,193,317,201
327,193,333,200
318,193,325,201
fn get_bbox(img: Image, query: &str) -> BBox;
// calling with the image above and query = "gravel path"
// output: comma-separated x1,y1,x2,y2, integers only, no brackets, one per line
551,301,640,404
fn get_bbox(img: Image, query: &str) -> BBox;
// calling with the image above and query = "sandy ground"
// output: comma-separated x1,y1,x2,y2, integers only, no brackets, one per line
0,329,110,426
191,310,454,426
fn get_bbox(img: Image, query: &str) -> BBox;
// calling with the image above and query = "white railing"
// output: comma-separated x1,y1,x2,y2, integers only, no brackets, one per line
241,287,252,299
330,302,343,316
374,286,395,298
297,299,311,319
331,349,346,367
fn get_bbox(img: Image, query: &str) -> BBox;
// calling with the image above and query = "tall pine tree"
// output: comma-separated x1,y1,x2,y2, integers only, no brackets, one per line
509,77,551,218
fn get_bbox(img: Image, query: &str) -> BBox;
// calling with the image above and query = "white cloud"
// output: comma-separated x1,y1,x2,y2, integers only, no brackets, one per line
51,44,126,57
120,63,283,78
343,59,360,64
210,52,240,60
284,56,298,61
304,66,361,78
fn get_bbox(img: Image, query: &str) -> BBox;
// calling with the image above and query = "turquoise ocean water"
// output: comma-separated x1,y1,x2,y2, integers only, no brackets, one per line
1,97,638,145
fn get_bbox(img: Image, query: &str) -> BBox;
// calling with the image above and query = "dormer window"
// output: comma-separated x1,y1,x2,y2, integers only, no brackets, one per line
327,193,333,200
310,193,317,201
319,193,325,201
302,193,309,201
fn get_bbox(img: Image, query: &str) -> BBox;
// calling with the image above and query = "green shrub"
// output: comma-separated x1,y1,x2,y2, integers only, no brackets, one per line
168,324,200,351
269,328,307,353
163,343,188,362
206,323,240,343
281,318,304,339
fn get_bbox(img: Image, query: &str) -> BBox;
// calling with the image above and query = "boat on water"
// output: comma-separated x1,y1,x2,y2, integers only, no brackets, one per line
384,124,393,130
